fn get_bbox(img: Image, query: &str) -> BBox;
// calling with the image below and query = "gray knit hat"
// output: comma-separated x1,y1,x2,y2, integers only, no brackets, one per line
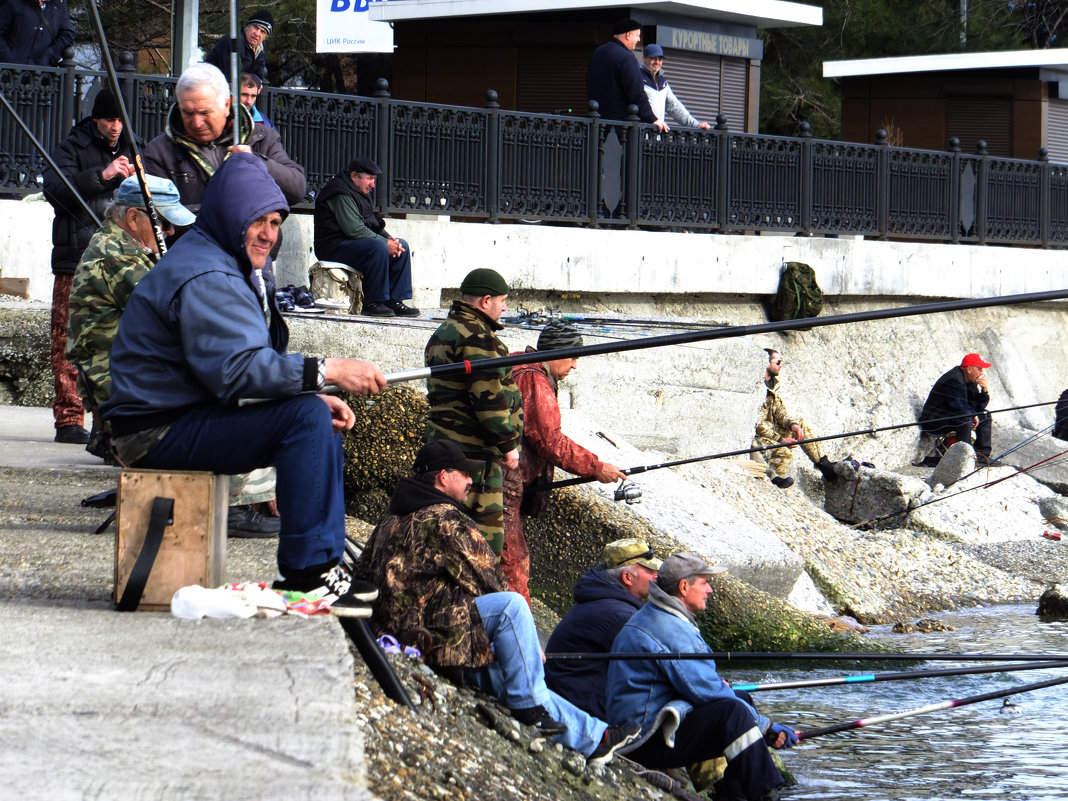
537,320,583,351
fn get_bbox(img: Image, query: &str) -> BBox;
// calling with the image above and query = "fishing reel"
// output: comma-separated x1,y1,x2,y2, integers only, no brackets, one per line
613,479,642,505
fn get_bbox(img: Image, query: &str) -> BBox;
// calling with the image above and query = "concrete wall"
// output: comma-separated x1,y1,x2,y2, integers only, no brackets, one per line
5,199,1067,305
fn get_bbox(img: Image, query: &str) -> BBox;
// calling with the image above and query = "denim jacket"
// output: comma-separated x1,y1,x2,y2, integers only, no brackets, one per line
605,583,769,750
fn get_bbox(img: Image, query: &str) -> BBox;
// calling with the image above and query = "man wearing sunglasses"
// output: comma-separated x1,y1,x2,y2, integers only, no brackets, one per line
752,348,838,489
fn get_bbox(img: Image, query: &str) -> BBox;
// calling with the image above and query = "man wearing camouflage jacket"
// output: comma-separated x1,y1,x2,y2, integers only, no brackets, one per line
751,348,837,489
424,268,523,554
66,177,193,415
353,440,640,766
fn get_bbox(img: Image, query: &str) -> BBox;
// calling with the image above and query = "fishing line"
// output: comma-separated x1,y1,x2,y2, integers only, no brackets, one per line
529,399,1060,494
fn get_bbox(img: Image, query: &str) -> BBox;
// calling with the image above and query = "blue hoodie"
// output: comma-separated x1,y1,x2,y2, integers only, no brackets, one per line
544,566,645,718
101,153,310,431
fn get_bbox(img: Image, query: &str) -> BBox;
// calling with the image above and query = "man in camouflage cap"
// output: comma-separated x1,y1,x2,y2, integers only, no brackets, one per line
424,268,523,554
544,537,660,718
501,319,626,604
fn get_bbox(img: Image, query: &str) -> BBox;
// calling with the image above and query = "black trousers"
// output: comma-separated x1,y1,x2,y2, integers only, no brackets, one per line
626,697,784,801
923,411,991,456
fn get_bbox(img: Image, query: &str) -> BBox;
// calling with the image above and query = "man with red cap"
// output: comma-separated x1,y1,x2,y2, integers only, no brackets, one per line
920,353,993,464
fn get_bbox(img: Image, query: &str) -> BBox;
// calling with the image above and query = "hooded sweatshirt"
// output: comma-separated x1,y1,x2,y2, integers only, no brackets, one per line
100,153,317,433
544,565,645,718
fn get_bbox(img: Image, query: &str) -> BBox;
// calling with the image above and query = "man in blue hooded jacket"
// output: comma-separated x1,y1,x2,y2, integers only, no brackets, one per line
100,153,385,604
606,553,796,801
544,538,660,718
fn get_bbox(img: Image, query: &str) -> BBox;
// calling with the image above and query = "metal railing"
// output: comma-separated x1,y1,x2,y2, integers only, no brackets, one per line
2,58,1067,247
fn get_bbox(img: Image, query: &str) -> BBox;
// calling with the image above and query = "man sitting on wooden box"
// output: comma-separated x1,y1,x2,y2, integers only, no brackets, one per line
99,153,383,615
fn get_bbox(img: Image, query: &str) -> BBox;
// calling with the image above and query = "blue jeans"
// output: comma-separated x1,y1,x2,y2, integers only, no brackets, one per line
325,237,413,304
471,592,607,756
133,395,346,576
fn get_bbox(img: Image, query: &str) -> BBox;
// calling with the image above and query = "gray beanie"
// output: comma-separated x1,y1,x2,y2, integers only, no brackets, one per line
537,320,583,351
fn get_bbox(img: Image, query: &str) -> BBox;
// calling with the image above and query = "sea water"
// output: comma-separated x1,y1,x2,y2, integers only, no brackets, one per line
721,604,1068,801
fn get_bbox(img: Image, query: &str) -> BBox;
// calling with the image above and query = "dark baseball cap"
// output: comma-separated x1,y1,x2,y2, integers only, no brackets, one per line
643,44,664,58
413,440,484,475
656,553,726,592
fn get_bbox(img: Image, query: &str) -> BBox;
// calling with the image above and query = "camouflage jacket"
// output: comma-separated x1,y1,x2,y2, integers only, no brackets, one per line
753,375,800,442
352,477,507,668
66,219,157,410
424,299,523,460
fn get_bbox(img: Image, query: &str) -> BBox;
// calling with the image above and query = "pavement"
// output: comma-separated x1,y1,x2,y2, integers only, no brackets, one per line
0,405,374,800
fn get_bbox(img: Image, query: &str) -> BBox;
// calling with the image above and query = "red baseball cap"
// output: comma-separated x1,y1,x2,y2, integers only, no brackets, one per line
961,353,991,368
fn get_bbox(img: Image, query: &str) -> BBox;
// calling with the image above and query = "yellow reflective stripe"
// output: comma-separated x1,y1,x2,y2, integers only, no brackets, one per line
723,726,762,761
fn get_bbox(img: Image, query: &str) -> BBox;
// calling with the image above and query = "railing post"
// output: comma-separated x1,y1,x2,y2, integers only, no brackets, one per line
974,139,988,244
875,128,889,240
948,137,962,243
715,113,729,231
117,51,137,135
60,46,77,132
624,104,640,227
1039,147,1051,248
586,100,601,226
373,78,391,214
799,120,812,234
484,90,500,223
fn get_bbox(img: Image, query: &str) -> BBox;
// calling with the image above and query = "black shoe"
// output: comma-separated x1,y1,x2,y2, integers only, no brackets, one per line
385,299,420,317
976,452,993,466
55,424,90,444
587,720,642,768
817,455,838,481
361,301,396,317
227,504,281,538
329,577,378,618
511,705,569,736
771,476,794,489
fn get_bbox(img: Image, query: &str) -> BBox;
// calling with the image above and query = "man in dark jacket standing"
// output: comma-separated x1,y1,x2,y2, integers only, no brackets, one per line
143,62,305,215
920,352,993,463
42,88,139,443
99,153,384,607
586,18,664,129
313,156,418,318
0,0,74,66
204,8,272,84
544,538,660,719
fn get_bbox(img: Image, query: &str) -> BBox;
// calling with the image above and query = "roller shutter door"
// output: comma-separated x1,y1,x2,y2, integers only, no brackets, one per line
946,97,1012,156
1047,99,1068,164
661,49,749,130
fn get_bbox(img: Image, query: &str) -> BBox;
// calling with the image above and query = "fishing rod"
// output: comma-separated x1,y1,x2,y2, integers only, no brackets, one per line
942,423,1055,489
0,91,101,225
544,650,1068,663
85,0,168,254
529,399,1059,494
229,0,241,150
378,289,1068,386
796,672,1068,740
733,659,1068,693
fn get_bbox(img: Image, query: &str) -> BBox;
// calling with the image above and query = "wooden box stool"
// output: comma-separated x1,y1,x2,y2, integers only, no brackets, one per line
114,469,229,611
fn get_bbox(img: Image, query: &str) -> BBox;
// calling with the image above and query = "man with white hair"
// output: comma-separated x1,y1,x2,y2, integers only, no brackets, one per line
143,62,305,215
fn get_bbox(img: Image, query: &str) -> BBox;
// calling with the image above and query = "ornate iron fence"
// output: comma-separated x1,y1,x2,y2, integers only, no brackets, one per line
2,59,1067,247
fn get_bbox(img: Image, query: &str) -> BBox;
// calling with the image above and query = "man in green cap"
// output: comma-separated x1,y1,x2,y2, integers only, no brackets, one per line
424,268,523,554
501,319,626,604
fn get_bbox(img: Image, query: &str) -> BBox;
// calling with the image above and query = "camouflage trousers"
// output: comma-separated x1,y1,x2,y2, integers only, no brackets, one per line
751,419,822,479
500,468,531,608
50,275,84,429
468,458,505,556
229,467,277,506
